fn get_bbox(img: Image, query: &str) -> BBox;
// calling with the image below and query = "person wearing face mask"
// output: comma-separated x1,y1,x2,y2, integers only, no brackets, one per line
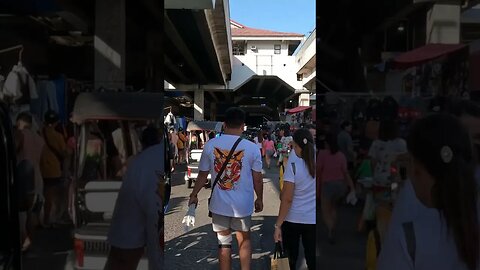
378,113,480,270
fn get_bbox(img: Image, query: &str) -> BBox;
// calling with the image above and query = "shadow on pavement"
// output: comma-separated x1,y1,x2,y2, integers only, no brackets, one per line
318,203,367,270
166,196,188,216
23,227,73,270
165,216,278,270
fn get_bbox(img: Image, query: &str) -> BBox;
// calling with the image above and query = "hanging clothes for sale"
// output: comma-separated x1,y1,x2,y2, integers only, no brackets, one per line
30,80,59,123
164,111,176,126
54,75,68,125
2,63,38,105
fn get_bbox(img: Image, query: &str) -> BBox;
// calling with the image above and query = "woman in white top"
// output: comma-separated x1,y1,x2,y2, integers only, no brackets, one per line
253,131,263,156
274,128,316,270
378,114,479,270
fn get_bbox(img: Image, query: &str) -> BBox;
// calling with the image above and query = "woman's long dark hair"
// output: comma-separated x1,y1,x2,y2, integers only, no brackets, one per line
408,113,479,270
293,129,315,178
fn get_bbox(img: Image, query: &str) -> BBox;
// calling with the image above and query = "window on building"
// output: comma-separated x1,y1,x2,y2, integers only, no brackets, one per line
274,44,281,55
233,42,246,55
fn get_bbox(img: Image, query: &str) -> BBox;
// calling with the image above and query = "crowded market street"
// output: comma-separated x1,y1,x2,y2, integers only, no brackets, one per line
165,164,309,270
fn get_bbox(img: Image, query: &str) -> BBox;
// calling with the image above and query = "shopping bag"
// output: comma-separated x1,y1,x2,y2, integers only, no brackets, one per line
271,242,290,270
365,228,382,270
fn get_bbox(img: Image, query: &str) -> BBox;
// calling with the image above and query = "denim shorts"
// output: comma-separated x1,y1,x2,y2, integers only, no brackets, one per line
322,181,348,202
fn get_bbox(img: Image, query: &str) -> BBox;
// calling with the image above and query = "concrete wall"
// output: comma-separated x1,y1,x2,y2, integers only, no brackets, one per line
229,54,303,90
295,30,316,73
426,4,461,44
244,40,290,56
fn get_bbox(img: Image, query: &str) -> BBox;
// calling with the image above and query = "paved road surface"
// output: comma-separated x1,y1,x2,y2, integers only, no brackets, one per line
165,164,308,270
22,226,74,270
318,201,368,270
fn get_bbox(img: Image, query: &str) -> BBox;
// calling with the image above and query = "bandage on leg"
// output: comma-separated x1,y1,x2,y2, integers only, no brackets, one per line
217,233,232,249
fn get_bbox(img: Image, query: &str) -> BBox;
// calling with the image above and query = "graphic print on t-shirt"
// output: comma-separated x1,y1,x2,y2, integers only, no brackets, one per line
214,147,244,190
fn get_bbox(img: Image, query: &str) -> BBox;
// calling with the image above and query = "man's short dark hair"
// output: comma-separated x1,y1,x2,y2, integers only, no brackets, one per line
17,112,33,124
224,107,245,129
141,126,161,149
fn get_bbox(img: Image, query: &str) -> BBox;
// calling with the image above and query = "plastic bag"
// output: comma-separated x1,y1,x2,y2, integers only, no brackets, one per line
346,191,358,205
271,242,289,270
182,204,196,232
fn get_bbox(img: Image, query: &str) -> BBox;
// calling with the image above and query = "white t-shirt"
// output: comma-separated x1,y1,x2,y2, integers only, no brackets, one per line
199,134,263,218
108,143,165,270
378,177,480,270
368,138,407,186
283,152,316,224
253,137,262,150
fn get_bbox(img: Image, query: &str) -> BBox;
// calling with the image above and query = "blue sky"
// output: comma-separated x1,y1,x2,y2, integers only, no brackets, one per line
229,0,315,35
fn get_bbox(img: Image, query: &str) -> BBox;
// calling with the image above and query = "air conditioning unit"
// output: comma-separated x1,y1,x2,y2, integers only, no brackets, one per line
250,45,257,51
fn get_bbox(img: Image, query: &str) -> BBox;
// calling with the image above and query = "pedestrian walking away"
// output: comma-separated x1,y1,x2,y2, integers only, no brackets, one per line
367,120,407,242
15,112,45,251
262,134,275,169
188,107,264,270
40,110,68,228
273,128,316,270
319,133,356,244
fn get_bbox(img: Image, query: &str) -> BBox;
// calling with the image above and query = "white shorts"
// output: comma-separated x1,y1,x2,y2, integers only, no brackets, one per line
212,213,251,232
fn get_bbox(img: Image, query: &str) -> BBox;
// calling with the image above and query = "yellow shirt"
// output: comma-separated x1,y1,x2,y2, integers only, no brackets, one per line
40,126,67,179
177,133,186,149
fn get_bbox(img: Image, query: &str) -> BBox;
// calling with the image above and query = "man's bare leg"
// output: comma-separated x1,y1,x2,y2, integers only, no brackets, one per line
235,231,252,270
218,230,232,270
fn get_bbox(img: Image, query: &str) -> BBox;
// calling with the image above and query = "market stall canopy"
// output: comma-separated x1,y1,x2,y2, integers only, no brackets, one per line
72,92,164,124
393,43,467,69
287,106,312,114
186,121,223,132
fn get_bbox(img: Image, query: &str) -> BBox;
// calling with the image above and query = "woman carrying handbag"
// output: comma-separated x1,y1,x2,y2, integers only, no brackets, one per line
273,129,316,270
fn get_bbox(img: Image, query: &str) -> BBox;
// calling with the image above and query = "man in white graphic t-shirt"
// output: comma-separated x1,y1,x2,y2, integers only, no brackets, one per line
188,107,264,270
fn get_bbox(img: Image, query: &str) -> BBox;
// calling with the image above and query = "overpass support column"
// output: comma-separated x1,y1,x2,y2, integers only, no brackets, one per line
194,89,205,120
426,3,460,44
210,102,217,121
94,0,126,91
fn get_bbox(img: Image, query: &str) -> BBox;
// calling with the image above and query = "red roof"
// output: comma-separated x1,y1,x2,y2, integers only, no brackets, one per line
287,106,311,114
393,43,467,69
231,20,303,38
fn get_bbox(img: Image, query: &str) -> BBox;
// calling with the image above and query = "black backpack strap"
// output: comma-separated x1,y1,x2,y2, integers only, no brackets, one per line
209,137,243,200
291,162,296,175
402,222,416,265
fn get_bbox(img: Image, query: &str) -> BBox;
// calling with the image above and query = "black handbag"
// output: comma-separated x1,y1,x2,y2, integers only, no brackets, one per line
208,137,242,217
